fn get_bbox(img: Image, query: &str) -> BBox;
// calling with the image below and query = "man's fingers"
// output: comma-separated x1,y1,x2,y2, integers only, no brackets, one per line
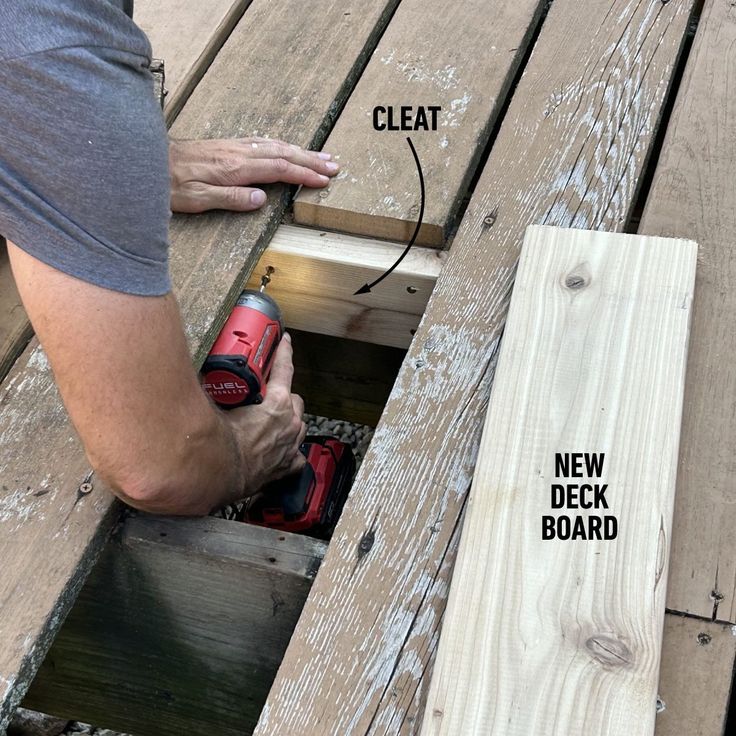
235,140,339,177
191,184,268,212
266,334,295,395
230,157,334,188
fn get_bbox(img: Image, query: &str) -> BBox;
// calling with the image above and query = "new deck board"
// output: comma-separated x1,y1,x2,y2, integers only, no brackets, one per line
293,0,546,247
0,0,402,725
638,0,736,623
255,2,696,733
421,226,696,735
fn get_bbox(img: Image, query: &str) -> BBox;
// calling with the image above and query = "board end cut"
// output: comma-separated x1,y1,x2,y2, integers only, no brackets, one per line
421,225,697,736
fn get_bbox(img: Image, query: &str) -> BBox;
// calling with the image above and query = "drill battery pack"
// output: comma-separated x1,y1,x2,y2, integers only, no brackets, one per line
242,436,356,539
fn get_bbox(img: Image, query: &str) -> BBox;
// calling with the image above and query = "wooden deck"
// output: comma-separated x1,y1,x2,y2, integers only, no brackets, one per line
1,0,735,734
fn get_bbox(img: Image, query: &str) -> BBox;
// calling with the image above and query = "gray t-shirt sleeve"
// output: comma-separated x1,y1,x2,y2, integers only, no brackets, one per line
0,42,172,296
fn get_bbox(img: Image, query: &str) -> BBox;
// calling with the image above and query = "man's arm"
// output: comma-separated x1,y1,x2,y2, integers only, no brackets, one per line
8,242,305,515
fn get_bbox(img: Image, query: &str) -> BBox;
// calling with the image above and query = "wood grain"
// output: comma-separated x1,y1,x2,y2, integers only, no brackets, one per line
0,0,402,726
422,226,696,735
134,0,253,122
0,242,32,383
24,515,325,736
255,2,696,733
637,0,736,622
294,0,546,247
245,226,446,348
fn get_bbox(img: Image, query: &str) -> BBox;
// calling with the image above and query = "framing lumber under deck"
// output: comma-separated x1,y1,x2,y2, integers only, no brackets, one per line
245,225,445,349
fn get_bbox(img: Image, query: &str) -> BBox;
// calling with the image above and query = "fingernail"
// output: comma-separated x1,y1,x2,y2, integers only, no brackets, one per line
283,332,292,342
251,190,266,206
325,161,339,172
318,174,330,183
318,152,332,160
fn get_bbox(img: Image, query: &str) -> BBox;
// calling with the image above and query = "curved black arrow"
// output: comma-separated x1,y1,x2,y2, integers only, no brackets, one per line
354,136,425,295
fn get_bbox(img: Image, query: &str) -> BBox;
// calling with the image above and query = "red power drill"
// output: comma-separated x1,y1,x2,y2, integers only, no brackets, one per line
201,271,282,408
202,273,356,537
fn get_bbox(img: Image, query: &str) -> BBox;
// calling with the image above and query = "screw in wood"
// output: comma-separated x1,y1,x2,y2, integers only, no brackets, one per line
407,285,418,294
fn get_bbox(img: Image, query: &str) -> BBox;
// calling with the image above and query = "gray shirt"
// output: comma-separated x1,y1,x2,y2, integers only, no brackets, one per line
0,0,171,295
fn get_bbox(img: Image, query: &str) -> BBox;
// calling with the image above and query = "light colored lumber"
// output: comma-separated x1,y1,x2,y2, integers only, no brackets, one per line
245,225,445,348
656,615,736,736
255,2,696,733
0,241,32,383
290,329,405,427
638,0,736,622
23,515,325,736
134,0,253,122
0,0,403,726
422,225,696,735
294,0,546,247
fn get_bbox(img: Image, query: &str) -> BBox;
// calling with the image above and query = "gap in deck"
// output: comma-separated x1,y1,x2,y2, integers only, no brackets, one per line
625,0,705,233
442,0,555,247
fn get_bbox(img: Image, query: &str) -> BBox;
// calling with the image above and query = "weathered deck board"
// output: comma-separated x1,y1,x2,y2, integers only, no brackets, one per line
255,1,695,733
0,0,402,726
657,614,736,736
24,516,325,736
135,0,253,122
638,0,736,623
294,0,546,247
0,241,32,383
422,226,696,735
245,226,446,349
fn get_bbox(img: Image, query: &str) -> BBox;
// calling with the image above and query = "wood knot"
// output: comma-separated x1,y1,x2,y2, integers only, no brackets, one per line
585,634,633,668
697,632,712,646
565,274,586,289
563,262,591,291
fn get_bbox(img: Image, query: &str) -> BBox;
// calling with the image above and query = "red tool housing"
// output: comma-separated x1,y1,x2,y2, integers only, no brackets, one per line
243,436,356,537
201,290,283,408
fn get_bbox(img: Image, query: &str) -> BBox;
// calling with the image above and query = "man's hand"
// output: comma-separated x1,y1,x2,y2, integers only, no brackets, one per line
7,242,306,515
226,334,307,490
169,137,340,213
